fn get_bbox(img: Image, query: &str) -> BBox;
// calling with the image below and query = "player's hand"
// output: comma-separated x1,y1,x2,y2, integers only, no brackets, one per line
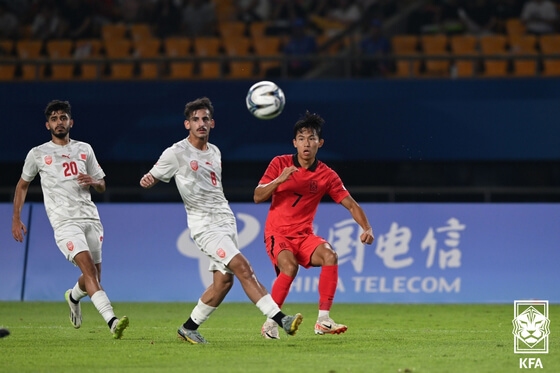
360,227,374,245
12,218,27,242
140,173,156,189
277,166,298,183
77,172,97,187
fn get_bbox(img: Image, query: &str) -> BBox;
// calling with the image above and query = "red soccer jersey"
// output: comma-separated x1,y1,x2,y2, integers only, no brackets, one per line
259,154,350,236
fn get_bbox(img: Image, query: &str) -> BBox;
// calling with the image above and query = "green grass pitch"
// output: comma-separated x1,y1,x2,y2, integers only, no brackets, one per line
1,302,558,373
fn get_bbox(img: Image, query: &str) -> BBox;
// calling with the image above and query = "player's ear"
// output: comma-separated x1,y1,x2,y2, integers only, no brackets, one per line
293,139,297,148
210,119,215,128
184,119,190,130
45,122,49,130
69,119,74,128
318,138,324,148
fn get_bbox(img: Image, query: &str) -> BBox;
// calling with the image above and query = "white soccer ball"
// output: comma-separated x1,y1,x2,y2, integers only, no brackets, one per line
246,81,286,120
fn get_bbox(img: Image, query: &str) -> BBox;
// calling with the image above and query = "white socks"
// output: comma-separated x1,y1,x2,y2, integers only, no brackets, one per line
71,282,88,302
190,299,217,325
256,294,281,319
90,290,116,324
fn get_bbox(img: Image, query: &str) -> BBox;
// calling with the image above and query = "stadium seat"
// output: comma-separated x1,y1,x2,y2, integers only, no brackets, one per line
16,40,44,80
223,37,253,78
449,35,479,77
0,40,14,55
0,40,15,80
539,34,560,76
193,37,222,78
164,37,194,79
505,18,526,38
101,23,128,41
104,39,134,79
249,21,270,39
218,21,246,39
46,39,75,80
134,38,161,79
129,23,153,42
0,61,16,80
479,35,508,77
420,34,449,77
391,35,420,78
252,36,282,77
74,39,102,79
509,35,538,77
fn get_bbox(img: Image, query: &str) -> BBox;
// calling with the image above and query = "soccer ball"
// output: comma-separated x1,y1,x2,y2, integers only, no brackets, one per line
246,81,286,120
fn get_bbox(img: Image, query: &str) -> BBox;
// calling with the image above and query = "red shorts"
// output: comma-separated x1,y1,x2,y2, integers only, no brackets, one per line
265,234,328,269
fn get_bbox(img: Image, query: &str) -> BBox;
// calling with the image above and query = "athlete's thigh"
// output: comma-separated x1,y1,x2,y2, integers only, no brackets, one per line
194,223,240,275
83,221,103,264
53,223,90,264
297,234,329,268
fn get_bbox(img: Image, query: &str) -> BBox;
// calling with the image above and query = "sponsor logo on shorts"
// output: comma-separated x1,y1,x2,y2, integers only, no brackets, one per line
66,241,74,251
216,248,226,258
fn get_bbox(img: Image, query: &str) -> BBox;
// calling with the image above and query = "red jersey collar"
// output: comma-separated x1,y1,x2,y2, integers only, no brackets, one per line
292,153,319,171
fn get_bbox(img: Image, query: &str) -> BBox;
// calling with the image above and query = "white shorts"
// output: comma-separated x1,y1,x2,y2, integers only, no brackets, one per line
53,221,104,265
192,222,240,275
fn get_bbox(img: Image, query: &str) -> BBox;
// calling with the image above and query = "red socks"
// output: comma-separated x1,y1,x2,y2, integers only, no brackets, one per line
271,272,294,308
319,265,338,311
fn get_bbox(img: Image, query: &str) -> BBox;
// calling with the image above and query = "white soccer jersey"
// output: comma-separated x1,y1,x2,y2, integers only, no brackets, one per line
21,139,105,229
149,138,234,237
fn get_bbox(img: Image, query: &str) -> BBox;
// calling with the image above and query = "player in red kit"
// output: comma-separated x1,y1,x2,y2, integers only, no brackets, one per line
254,111,375,339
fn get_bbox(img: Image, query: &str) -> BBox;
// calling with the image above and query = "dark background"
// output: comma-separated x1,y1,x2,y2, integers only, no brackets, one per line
2,78,559,203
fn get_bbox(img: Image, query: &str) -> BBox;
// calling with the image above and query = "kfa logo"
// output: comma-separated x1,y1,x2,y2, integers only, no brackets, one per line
512,300,550,354
513,300,549,369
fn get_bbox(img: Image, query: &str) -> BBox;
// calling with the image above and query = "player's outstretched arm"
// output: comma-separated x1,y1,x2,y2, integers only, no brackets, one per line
340,195,374,244
140,173,159,189
254,166,298,203
12,178,30,242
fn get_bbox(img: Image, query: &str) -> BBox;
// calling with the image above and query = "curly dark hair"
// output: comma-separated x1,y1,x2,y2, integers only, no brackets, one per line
184,97,214,119
44,100,71,120
293,111,324,139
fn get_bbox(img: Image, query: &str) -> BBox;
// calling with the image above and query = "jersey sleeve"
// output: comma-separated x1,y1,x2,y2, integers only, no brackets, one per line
149,147,178,183
328,170,350,204
21,149,38,182
85,144,105,180
258,156,282,185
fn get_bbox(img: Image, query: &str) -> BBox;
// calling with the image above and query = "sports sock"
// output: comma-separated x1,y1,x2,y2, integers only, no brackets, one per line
318,265,338,312
271,272,294,308
318,310,329,319
256,294,284,323
90,290,116,326
71,282,87,302
184,299,217,330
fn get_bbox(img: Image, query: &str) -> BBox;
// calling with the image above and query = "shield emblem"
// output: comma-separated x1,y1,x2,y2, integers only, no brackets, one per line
44,155,52,165
190,160,199,171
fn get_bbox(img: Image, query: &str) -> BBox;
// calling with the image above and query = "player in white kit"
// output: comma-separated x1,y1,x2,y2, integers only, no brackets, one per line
11,100,129,339
140,97,303,344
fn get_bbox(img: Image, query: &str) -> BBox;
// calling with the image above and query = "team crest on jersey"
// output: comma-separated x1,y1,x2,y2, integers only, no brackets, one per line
44,155,52,165
310,180,318,193
190,160,199,171
80,153,87,160
66,241,74,251
216,248,226,258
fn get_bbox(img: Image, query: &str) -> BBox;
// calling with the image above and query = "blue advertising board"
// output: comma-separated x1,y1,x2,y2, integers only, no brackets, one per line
2,202,558,303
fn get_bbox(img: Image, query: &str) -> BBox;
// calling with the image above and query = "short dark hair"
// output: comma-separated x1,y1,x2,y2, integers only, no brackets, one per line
294,111,324,139
44,100,71,120
184,97,214,119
